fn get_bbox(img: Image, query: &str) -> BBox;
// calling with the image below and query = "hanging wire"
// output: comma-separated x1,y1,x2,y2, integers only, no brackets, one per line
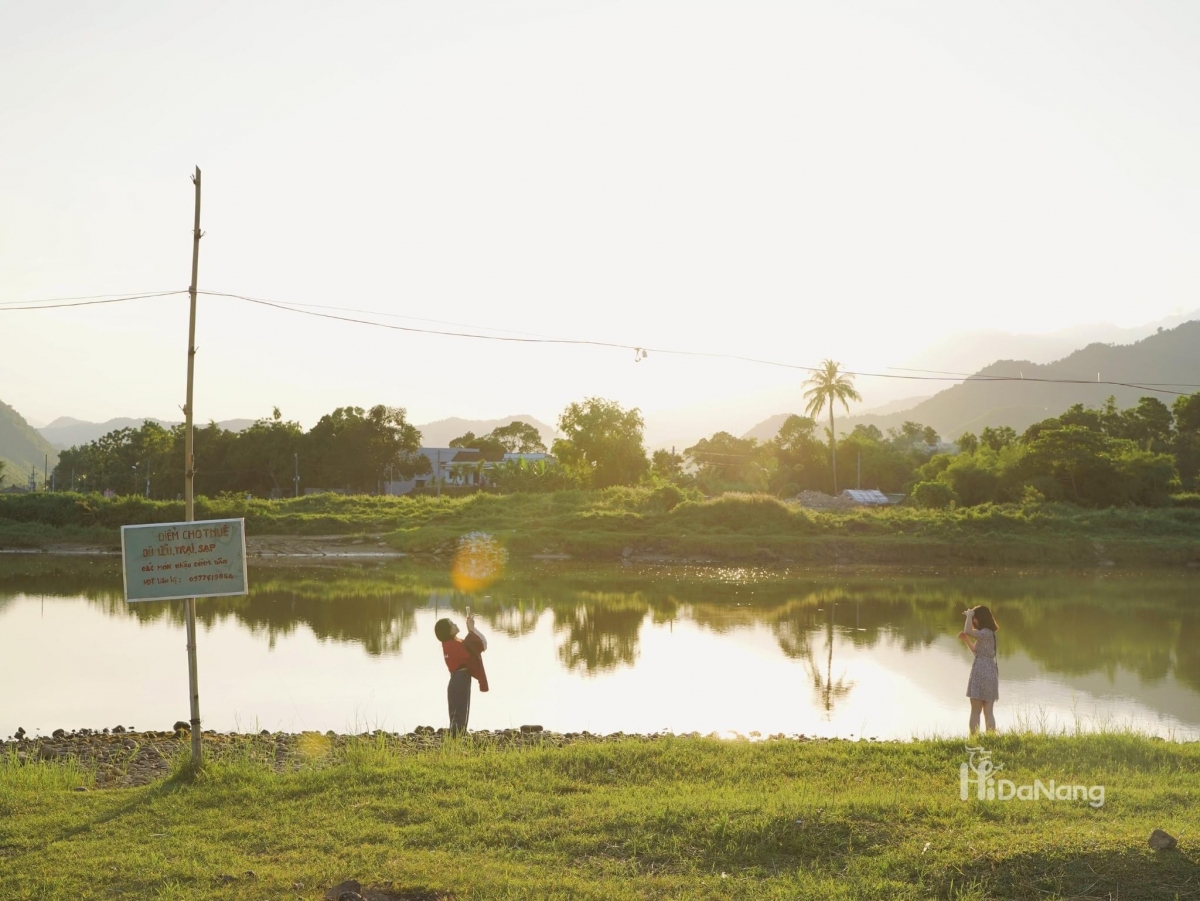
3,285,1196,396
0,290,188,310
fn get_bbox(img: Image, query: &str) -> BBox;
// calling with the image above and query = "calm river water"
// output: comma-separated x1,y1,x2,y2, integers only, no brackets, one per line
2,556,1198,740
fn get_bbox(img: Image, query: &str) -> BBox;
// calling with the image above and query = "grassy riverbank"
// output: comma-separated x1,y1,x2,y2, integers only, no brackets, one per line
1,732,1197,900
2,489,1199,565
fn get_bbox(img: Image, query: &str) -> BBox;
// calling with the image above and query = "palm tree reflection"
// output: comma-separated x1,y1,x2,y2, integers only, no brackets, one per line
804,602,855,716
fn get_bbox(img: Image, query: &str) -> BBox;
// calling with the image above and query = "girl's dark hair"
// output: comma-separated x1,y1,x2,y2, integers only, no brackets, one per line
434,618,457,641
973,605,999,633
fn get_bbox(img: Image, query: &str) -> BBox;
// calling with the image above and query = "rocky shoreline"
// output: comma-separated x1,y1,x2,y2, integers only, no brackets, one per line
2,724,827,789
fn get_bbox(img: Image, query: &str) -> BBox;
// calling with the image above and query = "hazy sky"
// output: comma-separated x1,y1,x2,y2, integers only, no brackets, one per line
3,2,1198,446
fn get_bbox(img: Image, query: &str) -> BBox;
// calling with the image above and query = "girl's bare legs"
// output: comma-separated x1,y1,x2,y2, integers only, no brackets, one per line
969,699,984,735
982,701,996,733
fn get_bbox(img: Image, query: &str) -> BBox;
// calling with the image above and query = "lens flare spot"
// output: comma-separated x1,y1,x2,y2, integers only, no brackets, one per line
295,731,331,760
451,531,508,593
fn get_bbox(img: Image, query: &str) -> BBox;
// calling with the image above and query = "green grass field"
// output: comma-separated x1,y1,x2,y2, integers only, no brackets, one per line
2,489,1200,565
1,733,1197,900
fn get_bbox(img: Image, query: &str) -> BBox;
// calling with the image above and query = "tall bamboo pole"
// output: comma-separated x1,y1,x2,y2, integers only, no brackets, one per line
184,167,203,764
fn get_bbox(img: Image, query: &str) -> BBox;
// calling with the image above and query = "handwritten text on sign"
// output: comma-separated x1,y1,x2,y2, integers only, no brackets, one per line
121,518,248,602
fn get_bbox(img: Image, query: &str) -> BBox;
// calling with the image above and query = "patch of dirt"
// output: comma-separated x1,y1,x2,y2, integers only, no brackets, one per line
793,490,856,511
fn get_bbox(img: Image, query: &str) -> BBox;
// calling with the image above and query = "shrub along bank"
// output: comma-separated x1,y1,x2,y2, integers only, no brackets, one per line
1,489,1199,565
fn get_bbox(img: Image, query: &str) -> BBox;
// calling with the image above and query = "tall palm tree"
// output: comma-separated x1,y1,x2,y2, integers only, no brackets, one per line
803,360,862,495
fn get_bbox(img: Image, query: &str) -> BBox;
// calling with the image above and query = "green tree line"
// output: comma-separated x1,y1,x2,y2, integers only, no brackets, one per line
47,382,1200,508
52,406,427,498
911,394,1200,508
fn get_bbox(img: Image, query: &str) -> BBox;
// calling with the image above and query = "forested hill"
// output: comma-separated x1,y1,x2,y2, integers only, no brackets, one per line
0,399,58,486
746,319,1200,443
848,320,1200,441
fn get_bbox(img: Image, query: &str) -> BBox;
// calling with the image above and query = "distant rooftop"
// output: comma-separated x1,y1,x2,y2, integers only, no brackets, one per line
840,489,892,505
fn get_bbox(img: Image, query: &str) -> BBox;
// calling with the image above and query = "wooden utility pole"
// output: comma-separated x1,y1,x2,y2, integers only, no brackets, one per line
183,166,204,765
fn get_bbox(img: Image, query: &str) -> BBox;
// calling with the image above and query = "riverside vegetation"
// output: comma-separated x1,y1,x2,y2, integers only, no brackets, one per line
2,488,1200,564
7,385,1200,566
1,730,1197,900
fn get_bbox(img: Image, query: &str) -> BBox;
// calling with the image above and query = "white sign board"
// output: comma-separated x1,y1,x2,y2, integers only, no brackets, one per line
121,518,248,602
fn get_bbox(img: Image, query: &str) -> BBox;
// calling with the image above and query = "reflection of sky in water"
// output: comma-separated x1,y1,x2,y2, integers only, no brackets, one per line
3,577,1198,740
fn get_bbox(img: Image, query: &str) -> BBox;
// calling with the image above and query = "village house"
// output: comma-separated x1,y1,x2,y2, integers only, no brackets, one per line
383,448,555,495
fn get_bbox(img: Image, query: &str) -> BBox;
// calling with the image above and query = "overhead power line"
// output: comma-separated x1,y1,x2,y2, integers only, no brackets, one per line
886,364,1198,390
202,292,557,340
3,286,1197,396
201,290,1197,397
200,290,643,352
0,290,188,310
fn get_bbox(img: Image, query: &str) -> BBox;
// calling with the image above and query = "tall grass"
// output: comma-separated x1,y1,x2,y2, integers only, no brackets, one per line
0,747,92,795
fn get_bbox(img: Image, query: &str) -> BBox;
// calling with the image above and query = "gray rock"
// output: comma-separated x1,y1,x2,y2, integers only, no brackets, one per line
172,721,189,733
520,724,544,733
325,880,362,901
1149,829,1178,851
52,729,66,739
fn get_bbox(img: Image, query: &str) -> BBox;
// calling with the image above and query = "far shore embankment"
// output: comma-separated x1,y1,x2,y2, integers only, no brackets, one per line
2,488,1199,566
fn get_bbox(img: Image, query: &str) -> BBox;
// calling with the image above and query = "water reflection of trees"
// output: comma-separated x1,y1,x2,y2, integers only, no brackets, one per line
2,558,1199,696
484,602,543,638
552,593,648,673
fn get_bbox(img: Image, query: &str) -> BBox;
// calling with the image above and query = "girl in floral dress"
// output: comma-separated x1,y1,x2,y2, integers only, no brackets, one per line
959,605,999,735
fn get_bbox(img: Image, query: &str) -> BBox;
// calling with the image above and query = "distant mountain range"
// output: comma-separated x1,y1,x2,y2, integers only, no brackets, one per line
0,400,59,487
745,319,1200,444
14,315,1199,468
38,416,257,450
898,308,1200,376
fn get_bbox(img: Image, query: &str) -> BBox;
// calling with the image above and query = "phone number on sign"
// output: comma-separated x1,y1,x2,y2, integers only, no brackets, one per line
189,572,236,583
